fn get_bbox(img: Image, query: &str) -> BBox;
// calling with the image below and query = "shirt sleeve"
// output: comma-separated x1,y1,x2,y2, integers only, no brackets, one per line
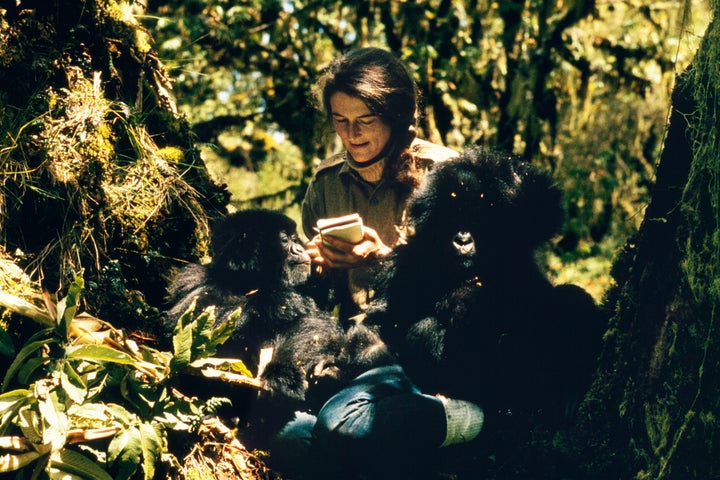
301,181,321,242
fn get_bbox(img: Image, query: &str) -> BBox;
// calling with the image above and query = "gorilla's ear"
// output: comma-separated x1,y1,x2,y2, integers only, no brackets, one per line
513,163,565,247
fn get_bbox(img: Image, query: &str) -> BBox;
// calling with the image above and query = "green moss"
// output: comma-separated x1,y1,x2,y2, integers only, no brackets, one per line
644,401,671,455
157,146,185,163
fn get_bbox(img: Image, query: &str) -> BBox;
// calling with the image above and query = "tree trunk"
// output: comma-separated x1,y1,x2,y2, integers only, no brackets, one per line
570,10,720,479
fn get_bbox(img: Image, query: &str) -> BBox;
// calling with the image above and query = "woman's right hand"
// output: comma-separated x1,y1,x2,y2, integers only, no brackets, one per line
306,226,392,273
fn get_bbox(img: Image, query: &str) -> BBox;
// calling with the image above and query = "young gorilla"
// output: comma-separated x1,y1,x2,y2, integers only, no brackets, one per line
163,209,384,445
365,146,606,476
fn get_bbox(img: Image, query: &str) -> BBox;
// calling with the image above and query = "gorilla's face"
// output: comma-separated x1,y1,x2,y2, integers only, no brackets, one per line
410,161,513,277
281,229,312,287
406,147,564,281
210,209,312,291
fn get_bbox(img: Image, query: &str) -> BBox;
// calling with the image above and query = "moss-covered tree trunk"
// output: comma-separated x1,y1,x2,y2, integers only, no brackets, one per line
0,0,228,331
571,6,720,479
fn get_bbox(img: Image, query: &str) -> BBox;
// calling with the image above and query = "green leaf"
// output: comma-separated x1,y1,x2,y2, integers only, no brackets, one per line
171,320,193,371
108,427,141,480
0,449,42,473
60,276,84,323
50,447,113,480
17,405,43,444
0,388,31,411
104,403,135,426
174,298,198,334
2,338,55,391
193,306,215,346
37,394,69,446
189,357,253,377
0,389,31,436
54,275,84,341
66,344,135,365
16,357,50,385
139,423,162,480
208,314,236,351
0,328,15,357
67,402,111,423
60,363,88,404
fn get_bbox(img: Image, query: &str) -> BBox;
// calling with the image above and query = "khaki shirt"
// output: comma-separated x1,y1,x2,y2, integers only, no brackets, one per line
301,138,458,321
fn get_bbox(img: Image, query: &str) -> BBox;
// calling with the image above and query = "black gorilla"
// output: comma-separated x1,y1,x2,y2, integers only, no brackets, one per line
164,209,343,400
163,209,389,447
366,147,605,444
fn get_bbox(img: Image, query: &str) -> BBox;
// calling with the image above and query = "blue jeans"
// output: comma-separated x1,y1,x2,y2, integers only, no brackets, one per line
273,364,446,479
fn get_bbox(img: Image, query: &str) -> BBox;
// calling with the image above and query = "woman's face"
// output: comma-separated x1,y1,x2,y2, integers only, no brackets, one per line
330,92,392,164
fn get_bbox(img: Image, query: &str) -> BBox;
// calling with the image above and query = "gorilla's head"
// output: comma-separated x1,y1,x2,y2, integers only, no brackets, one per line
405,147,564,278
208,209,311,292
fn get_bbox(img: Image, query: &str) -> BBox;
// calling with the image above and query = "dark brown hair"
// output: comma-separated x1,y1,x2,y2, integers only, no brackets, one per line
315,47,423,191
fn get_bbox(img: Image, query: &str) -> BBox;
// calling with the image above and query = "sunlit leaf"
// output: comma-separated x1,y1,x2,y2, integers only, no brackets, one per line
66,344,135,365
208,314,235,351
37,394,69,449
67,402,111,423
0,449,42,473
60,363,88,405
171,321,193,371
139,423,162,480
108,427,141,480
17,408,42,444
50,447,113,480
104,403,136,427
0,390,31,436
193,306,215,345
190,357,253,377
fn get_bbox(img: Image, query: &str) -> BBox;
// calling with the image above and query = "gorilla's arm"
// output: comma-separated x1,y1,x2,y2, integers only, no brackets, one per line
258,312,345,401
259,320,396,407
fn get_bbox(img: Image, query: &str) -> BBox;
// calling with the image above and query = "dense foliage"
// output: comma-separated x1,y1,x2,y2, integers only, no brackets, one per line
141,0,709,299
0,273,273,479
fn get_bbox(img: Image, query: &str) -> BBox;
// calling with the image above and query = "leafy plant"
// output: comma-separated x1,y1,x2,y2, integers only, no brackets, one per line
0,274,257,479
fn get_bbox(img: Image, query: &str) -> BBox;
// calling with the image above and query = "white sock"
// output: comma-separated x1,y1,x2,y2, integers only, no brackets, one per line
437,395,485,447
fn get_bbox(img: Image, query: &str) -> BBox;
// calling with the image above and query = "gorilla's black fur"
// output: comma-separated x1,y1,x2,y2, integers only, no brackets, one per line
367,146,605,435
164,209,344,401
162,209,392,449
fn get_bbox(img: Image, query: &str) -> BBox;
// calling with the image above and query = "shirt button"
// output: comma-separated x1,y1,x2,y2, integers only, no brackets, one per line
370,198,379,206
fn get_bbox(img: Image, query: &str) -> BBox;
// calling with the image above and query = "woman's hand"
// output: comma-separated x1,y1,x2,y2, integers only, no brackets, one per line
306,226,392,272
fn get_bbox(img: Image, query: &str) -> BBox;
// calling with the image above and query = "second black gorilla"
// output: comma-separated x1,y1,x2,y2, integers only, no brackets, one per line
365,146,606,476
163,209,388,448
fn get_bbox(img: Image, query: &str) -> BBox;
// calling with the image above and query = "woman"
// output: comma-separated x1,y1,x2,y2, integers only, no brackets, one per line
274,48,481,479
302,46,458,323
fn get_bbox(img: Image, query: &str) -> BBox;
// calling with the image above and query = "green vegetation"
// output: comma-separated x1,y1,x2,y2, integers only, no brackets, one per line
1,0,719,478
143,0,710,301
0,273,269,479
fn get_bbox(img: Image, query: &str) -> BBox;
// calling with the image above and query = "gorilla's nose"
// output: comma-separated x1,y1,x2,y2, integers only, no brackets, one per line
453,231,476,255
